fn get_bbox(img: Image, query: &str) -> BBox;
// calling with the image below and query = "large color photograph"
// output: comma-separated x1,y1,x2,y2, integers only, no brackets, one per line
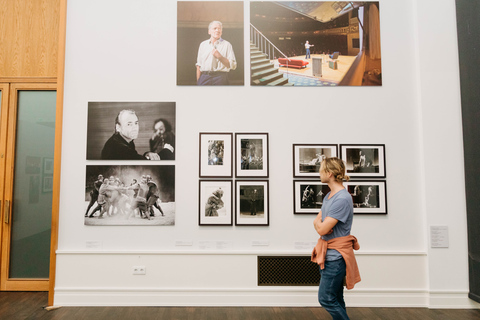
84,165,175,226
250,1,382,86
177,1,244,86
86,102,176,161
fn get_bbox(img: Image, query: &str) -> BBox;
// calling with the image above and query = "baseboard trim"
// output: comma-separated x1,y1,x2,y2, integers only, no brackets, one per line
429,290,480,309
53,287,478,308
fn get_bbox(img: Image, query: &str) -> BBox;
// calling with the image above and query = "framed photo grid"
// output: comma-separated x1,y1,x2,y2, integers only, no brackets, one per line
199,133,233,178
235,133,269,178
235,180,269,226
293,144,338,178
340,144,386,178
199,180,233,226
292,143,387,215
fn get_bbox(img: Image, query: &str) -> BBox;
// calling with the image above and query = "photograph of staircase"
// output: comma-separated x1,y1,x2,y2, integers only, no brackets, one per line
250,42,294,86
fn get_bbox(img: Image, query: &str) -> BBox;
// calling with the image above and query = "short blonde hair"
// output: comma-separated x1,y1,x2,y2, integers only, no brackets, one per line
320,157,350,182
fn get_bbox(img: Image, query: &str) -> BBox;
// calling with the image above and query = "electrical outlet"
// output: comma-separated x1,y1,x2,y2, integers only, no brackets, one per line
132,266,146,275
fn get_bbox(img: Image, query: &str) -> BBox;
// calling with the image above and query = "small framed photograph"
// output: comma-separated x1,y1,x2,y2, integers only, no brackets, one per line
340,144,386,178
235,180,269,226
235,133,269,178
293,144,338,178
345,180,387,214
42,175,53,193
199,133,233,178
293,181,331,214
199,180,233,226
43,158,54,175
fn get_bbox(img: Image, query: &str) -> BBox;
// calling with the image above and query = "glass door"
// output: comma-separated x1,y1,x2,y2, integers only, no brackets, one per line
0,83,56,291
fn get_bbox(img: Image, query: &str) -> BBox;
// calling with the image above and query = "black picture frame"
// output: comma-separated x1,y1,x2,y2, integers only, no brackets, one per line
199,133,233,178
235,133,269,178
293,144,338,178
235,180,269,226
345,180,387,214
340,144,386,178
293,180,330,214
199,180,233,226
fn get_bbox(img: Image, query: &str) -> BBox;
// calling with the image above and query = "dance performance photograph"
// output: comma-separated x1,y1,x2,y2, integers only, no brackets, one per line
345,180,387,214
86,102,176,161
250,1,382,86
340,144,386,178
177,1,244,86
84,165,175,226
293,181,330,214
293,144,338,177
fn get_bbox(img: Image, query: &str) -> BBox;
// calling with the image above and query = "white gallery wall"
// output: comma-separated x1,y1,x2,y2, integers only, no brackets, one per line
54,0,480,308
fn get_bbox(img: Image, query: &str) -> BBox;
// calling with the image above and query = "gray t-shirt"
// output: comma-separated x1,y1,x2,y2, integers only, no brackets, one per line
321,188,354,261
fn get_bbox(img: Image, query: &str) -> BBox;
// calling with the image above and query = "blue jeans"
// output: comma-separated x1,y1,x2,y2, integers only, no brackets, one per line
318,258,349,320
306,48,311,59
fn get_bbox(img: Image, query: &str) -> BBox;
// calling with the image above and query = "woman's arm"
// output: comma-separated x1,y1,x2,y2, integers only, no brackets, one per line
313,212,338,236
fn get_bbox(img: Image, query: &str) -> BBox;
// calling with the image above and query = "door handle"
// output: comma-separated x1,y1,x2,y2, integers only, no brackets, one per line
4,200,9,224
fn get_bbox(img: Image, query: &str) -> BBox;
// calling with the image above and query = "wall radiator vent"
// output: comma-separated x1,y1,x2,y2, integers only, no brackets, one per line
257,256,319,286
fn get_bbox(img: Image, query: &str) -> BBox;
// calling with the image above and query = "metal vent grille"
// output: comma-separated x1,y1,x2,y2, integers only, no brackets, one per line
258,256,320,286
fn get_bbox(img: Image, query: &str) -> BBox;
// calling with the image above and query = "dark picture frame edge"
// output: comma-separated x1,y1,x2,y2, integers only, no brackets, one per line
339,144,386,178
292,143,338,178
235,180,270,226
199,132,233,178
345,180,387,215
235,132,269,178
199,179,233,226
293,180,330,214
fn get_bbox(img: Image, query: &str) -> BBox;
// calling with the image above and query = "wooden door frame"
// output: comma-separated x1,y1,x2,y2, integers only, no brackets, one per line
47,0,67,306
0,83,56,291
0,0,65,302
0,83,11,272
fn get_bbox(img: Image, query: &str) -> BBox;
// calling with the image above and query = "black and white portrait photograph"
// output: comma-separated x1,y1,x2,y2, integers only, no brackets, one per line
199,180,232,226
235,180,269,226
293,144,338,177
345,180,387,214
293,181,330,214
86,102,176,161
177,1,244,86
235,133,269,178
84,165,175,225
340,144,386,178
250,2,382,86
199,133,232,178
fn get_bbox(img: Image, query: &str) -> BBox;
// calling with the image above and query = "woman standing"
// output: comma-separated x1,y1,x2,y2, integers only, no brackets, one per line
312,157,360,320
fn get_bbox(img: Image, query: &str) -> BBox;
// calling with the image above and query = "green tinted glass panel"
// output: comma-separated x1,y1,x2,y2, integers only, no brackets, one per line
9,90,56,279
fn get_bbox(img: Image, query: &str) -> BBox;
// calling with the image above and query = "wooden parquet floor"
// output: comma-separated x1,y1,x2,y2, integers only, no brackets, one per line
0,292,479,320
